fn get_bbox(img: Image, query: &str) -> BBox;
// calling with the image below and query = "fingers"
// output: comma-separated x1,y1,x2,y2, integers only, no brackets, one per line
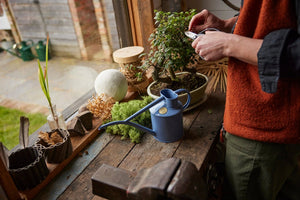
188,9,209,32
192,35,205,56
191,32,227,61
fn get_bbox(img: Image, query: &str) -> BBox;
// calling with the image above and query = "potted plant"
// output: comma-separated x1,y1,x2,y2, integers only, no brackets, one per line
141,9,208,110
37,35,72,163
37,35,66,130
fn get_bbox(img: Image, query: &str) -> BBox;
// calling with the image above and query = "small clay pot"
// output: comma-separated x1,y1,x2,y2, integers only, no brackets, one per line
37,129,73,164
8,146,49,190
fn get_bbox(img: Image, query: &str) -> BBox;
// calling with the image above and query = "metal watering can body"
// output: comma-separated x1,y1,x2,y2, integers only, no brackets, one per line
99,88,191,143
18,40,35,61
35,39,51,61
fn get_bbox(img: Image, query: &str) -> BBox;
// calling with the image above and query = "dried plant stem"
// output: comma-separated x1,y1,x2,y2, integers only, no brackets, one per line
194,57,228,93
87,93,115,121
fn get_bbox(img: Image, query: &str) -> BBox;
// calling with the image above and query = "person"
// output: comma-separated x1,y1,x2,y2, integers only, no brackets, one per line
188,1,300,200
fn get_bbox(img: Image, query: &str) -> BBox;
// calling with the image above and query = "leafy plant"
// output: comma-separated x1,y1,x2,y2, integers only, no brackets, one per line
105,96,153,143
37,35,58,127
141,9,197,83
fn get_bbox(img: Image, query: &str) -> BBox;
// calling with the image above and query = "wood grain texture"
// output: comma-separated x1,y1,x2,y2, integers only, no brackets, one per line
70,92,224,200
2,90,225,199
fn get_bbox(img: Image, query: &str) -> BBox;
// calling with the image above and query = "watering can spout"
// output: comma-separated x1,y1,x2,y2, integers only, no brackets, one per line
98,96,165,136
98,88,191,143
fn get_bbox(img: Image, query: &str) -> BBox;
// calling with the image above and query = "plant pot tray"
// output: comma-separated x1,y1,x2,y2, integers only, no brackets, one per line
6,89,139,199
18,117,103,199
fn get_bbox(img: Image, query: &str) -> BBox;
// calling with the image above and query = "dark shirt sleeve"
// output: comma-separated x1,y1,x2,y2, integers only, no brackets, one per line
257,0,300,93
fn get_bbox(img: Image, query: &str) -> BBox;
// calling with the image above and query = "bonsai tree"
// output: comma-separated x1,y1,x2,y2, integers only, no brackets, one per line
141,9,198,83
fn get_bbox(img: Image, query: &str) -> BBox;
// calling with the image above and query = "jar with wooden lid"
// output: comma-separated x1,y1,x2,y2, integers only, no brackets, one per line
113,46,149,93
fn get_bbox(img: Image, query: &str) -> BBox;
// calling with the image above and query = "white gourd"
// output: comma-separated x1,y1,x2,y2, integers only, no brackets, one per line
94,69,128,101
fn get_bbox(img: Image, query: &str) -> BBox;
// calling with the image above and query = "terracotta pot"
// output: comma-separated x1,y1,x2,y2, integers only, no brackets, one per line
8,146,49,190
147,72,208,111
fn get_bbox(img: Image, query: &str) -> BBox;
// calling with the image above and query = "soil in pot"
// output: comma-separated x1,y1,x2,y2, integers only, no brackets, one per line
37,129,73,163
150,73,206,96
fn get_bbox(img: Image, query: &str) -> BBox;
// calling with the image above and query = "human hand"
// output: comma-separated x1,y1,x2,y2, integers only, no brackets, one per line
192,31,263,65
189,9,226,33
192,31,231,61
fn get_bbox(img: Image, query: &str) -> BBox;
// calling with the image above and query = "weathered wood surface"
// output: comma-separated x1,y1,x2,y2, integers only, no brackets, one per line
1,90,224,199
0,88,147,199
1,89,93,199
58,92,225,200
19,117,103,200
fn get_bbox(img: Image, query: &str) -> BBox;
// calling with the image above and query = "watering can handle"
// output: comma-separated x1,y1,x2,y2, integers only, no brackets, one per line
174,89,191,110
27,40,34,47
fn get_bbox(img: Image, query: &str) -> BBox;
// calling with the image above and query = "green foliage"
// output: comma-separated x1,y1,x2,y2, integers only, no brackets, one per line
0,106,47,150
38,36,51,108
105,96,153,143
141,9,197,81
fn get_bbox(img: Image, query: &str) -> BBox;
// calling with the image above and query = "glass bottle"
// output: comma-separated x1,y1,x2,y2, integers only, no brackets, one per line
47,104,67,130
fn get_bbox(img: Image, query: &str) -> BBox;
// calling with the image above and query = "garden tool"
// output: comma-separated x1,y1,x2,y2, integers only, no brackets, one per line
99,88,191,143
184,27,220,40
35,39,51,61
2,40,34,61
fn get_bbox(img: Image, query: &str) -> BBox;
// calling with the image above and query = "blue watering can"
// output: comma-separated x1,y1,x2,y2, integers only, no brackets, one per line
99,88,191,143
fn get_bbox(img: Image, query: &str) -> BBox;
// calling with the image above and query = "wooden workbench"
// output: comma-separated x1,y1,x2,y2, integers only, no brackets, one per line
59,91,225,200
1,89,225,200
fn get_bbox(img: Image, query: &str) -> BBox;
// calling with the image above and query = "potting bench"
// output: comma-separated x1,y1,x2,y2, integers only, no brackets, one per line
0,90,225,200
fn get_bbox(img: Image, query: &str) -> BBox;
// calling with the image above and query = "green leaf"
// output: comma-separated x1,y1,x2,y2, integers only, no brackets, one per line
37,34,52,109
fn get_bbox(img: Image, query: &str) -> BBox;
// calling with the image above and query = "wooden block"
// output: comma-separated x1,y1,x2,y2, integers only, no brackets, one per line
0,158,22,200
167,160,208,200
67,117,85,136
92,164,134,200
78,111,93,131
127,157,181,200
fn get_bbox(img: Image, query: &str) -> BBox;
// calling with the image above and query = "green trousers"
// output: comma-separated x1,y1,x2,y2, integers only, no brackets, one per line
224,132,300,200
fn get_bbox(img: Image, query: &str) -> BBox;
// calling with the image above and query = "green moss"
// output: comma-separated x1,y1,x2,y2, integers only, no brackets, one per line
0,106,47,150
105,96,153,143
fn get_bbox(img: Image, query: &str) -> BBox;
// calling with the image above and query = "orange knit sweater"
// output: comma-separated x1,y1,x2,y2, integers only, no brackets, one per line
223,0,300,143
